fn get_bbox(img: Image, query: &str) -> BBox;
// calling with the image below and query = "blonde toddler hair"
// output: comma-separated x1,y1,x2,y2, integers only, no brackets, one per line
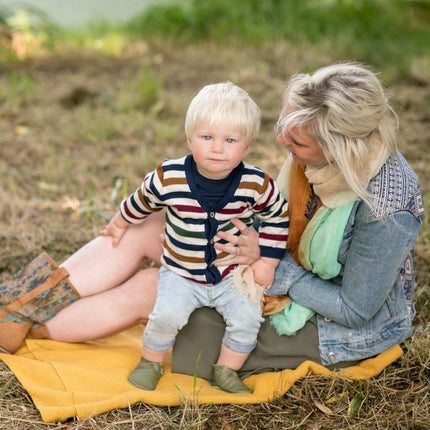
185,81,261,146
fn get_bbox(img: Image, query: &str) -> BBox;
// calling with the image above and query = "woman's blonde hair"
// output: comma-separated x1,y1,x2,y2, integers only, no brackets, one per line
276,62,398,205
185,81,260,145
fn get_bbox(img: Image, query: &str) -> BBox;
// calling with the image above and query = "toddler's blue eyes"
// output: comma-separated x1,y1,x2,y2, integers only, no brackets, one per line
202,135,235,143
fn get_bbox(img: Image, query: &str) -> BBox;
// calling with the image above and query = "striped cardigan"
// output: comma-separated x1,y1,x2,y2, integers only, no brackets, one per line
120,155,289,284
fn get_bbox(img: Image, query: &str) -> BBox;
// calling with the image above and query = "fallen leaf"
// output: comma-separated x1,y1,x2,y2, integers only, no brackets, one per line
314,400,335,416
15,125,30,135
326,391,348,403
348,391,364,415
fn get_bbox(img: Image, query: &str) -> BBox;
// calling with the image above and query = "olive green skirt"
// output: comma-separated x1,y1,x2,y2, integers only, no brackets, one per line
172,307,357,381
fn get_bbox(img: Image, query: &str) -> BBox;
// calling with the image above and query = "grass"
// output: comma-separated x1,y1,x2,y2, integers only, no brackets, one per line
0,1,429,428
0,71,36,107
121,0,430,79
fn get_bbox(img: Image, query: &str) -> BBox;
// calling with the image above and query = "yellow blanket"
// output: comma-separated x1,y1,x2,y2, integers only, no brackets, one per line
0,325,402,423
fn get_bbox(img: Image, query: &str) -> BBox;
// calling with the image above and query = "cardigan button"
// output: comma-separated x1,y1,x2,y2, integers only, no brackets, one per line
324,317,332,322
210,212,215,217
328,352,336,360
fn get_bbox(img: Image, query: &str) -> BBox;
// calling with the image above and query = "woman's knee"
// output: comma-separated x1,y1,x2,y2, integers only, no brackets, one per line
120,267,159,320
132,268,159,295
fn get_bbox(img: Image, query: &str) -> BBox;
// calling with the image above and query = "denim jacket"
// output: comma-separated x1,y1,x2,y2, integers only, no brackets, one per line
270,152,424,365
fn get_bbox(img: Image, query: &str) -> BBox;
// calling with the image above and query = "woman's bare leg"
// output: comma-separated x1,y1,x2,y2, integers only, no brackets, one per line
46,267,159,342
62,210,165,297
44,210,166,341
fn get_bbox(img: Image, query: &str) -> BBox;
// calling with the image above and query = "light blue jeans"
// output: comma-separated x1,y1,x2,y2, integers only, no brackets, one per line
143,266,264,353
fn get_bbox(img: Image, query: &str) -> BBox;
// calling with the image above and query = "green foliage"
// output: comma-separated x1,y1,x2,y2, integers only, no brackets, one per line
3,0,430,76
125,3,190,40
55,22,128,56
122,0,430,72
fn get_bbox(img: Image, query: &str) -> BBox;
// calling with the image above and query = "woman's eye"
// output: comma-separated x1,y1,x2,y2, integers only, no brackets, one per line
292,139,304,147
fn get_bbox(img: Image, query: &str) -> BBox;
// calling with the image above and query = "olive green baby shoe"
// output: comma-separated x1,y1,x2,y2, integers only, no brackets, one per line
128,357,163,390
212,364,251,394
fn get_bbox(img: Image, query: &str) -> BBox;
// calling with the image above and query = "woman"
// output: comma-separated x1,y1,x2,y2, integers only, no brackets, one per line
0,63,424,383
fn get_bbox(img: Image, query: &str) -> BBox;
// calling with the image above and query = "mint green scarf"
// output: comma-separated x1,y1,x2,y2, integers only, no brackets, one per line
270,201,355,336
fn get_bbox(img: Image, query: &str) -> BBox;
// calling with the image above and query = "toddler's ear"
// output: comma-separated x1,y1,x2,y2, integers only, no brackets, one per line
244,140,254,156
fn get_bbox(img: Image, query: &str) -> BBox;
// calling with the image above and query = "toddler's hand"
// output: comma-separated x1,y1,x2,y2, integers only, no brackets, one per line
251,258,276,290
99,212,129,247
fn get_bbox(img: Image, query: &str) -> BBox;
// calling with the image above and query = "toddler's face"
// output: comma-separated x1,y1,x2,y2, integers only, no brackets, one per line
187,121,252,179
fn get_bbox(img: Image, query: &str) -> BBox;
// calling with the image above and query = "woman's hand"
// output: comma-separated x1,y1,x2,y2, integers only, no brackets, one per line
214,218,260,266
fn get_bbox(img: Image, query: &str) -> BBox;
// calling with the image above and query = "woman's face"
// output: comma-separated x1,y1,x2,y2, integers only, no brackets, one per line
276,109,327,166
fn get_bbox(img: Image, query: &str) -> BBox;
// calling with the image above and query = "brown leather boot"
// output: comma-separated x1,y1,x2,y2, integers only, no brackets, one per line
0,252,80,353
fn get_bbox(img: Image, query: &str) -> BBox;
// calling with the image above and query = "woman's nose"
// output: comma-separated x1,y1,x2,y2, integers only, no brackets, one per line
276,133,288,146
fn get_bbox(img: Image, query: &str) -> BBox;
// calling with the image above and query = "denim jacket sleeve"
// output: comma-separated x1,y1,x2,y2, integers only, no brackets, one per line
270,203,422,328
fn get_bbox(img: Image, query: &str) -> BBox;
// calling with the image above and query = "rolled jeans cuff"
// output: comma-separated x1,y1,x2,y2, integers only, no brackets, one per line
143,331,174,352
222,336,257,354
